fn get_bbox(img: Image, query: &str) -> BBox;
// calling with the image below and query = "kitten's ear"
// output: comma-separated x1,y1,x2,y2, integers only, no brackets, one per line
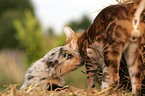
64,27,75,39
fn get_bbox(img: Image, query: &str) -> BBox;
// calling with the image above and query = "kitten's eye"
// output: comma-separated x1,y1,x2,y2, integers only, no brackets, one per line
67,54,73,59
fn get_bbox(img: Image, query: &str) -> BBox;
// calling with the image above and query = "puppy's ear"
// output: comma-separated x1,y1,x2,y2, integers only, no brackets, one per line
64,26,75,39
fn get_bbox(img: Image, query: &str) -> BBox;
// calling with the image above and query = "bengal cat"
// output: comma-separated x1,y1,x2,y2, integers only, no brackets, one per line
64,0,145,95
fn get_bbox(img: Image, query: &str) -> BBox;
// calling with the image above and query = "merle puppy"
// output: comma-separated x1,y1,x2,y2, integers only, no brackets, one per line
20,46,84,91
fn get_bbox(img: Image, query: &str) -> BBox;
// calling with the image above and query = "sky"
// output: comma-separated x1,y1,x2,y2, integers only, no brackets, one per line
31,0,118,34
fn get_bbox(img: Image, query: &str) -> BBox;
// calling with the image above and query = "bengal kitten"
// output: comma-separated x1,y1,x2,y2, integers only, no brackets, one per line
64,0,145,95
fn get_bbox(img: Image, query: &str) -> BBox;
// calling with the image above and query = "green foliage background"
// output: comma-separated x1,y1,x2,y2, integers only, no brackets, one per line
0,0,34,49
0,0,91,91
14,11,45,67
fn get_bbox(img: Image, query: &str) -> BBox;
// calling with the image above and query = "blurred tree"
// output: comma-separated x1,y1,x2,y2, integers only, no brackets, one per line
0,0,34,49
67,15,91,32
14,11,44,67
43,14,91,53
48,27,55,36
79,15,92,31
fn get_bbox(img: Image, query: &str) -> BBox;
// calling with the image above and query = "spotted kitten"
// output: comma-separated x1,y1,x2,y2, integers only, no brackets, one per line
20,46,84,91
64,0,145,95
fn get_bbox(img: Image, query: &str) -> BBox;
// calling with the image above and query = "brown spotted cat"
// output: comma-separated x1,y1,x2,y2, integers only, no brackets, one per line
64,0,145,95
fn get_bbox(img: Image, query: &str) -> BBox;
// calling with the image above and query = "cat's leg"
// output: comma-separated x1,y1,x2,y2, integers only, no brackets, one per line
124,43,142,96
102,43,123,90
102,63,110,90
86,48,102,90
85,55,98,90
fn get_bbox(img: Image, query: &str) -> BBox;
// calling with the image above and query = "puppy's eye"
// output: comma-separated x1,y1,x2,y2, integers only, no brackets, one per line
63,53,67,57
67,54,73,59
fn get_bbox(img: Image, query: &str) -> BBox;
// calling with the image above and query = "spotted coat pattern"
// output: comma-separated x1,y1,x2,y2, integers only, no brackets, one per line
20,46,84,91
64,0,145,95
